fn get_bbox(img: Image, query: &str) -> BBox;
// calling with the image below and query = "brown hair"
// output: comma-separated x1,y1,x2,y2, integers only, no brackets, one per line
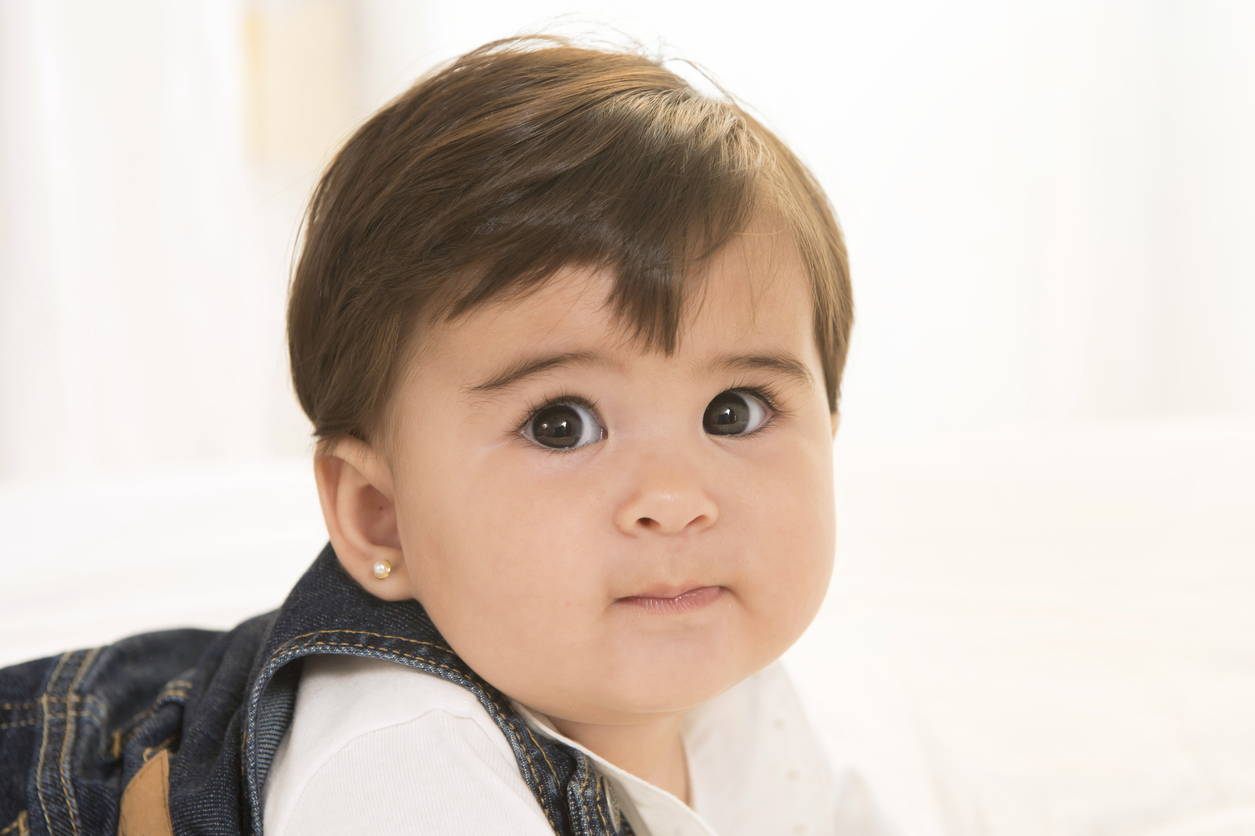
287,36,851,454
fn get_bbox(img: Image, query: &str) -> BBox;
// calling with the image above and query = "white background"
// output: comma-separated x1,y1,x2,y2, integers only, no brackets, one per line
1,3,1253,835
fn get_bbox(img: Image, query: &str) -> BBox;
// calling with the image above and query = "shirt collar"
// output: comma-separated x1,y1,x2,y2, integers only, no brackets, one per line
509,696,722,836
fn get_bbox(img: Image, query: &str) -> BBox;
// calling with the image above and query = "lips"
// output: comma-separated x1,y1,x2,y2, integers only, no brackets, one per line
616,585,723,614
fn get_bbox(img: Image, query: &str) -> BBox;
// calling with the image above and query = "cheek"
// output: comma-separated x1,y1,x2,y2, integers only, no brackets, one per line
729,435,835,644
396,448,611,660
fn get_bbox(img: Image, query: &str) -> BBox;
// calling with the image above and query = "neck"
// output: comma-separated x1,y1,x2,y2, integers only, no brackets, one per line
548,712,691,806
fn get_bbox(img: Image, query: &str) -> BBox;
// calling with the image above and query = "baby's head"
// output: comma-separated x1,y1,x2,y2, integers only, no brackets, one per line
288,37,851,728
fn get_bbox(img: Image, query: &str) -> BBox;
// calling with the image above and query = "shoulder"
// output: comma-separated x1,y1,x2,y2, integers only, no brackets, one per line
291,652,498,729
272,653,508,780
264,654,553,836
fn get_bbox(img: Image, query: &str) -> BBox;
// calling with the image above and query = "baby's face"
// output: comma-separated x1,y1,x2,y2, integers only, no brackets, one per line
386,227,836,725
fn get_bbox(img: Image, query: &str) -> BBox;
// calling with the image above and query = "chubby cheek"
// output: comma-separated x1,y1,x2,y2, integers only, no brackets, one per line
730,436,835,662
397,450,612,693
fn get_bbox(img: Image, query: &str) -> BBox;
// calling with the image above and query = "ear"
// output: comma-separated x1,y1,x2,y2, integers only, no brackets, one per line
313,437,413,601
830,410,841,440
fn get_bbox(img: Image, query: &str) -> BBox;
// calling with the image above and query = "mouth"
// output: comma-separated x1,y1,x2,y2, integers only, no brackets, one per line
616,585,723,614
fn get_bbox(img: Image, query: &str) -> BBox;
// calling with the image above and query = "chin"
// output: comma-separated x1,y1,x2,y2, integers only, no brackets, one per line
597,652,753,716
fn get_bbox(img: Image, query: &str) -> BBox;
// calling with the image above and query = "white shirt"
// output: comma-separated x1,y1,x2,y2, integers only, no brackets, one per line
262,655,885,836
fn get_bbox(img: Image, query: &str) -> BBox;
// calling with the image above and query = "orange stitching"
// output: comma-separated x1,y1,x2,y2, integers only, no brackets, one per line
500,712,561,823
61,646,99,836
0,719,37,730
503,725,551,829
35,651,73,836
275,629,453,656
5,696,78,706
142,733,178,762
108,689,191,758
594,774,609,831
27,704,98,724
578,752,591,829
521,722,559,779
0,810,29,836
0,701,36,710
80,694,107,719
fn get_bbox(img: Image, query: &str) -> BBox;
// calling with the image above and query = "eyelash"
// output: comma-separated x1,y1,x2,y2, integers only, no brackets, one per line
728,381,787,419
514,382,790,450
514,392,602,449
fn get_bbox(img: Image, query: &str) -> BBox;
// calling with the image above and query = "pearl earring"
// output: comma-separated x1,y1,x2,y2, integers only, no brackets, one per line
372,559,392,580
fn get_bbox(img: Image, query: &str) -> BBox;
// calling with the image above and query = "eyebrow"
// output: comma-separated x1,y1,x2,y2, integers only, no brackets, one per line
704,353,815,389
466,351,608,394
467,348,814,394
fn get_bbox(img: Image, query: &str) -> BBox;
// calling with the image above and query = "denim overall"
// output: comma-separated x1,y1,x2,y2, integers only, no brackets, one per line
0,544,633,836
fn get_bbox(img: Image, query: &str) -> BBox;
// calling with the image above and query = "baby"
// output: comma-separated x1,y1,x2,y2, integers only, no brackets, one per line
0,35,875,836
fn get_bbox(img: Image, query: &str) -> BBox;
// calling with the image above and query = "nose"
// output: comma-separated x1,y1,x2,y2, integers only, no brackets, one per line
613,454,720,536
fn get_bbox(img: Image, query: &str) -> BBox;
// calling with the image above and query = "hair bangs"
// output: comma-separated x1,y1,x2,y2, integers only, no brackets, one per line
440,89,767,356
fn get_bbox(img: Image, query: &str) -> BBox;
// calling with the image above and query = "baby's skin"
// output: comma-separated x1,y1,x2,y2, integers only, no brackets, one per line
315,217,838,803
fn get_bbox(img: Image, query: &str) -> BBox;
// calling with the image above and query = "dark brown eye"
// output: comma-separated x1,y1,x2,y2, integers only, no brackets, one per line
703,391,770,436
524,402,602,450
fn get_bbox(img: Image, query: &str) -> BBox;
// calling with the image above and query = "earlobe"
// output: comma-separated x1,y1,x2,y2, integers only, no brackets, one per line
313,438,413,601
830,411,841,440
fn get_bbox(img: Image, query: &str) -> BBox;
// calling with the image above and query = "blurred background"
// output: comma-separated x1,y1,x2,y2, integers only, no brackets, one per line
1,2,1252,835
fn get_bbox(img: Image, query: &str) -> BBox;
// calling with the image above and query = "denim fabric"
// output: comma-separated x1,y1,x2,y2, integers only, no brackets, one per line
1,544,632,836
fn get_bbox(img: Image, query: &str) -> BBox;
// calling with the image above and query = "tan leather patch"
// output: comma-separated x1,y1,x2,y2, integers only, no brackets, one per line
118,749,174,836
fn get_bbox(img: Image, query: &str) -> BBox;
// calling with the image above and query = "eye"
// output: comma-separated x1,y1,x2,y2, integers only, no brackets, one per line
522,401,604,451
703,390,771,436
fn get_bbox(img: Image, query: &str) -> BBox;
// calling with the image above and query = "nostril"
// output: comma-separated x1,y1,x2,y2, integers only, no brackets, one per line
616,486,719,536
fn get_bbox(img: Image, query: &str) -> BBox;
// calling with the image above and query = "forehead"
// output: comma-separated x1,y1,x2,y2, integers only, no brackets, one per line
424,224,815,377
